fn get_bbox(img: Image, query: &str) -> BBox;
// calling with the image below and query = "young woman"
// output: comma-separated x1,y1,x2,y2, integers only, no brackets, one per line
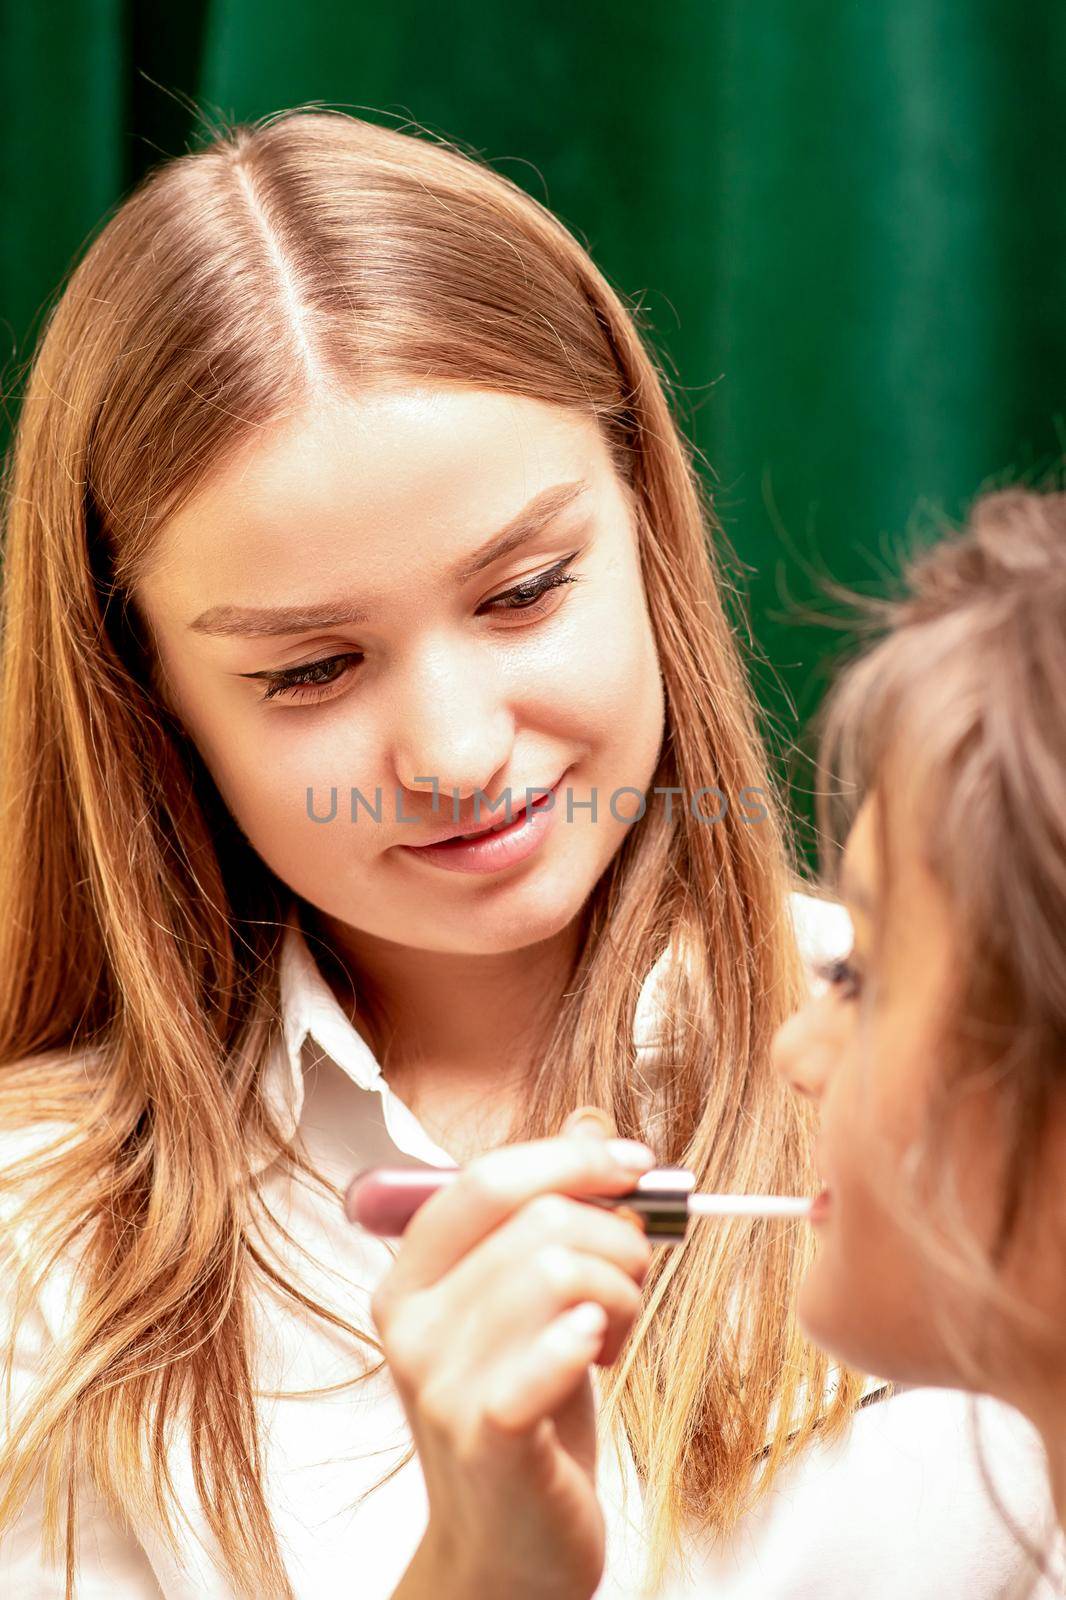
773,486,1066,1594
0,107,1052,1599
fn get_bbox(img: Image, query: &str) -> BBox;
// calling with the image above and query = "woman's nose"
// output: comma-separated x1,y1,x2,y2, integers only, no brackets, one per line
390,644,515,801
771,1004,830,1102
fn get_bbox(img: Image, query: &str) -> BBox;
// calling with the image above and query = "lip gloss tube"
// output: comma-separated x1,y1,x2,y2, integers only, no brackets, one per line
344,1164,812,1246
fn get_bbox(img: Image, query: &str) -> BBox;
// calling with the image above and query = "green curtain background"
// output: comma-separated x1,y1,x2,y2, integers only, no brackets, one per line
2,3,1063,866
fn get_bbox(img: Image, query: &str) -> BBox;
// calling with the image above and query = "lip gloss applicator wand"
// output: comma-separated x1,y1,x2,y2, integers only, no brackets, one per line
344,1165,813,1246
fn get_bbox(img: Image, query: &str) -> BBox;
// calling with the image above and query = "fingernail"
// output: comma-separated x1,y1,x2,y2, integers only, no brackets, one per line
570,1116,615,1139
566,1302,608,1342
566,1105,616,1138
606,1138,656,1170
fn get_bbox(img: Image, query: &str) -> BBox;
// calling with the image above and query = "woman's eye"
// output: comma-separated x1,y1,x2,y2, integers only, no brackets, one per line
256,652,361,704
251,557,584,705
479,556,583,619
813,953,863,1001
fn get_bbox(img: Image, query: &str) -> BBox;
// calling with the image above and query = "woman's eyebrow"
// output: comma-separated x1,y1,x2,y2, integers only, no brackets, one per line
186,478,592,639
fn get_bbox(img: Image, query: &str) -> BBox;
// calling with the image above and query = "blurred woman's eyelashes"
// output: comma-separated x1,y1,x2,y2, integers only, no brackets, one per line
812,953,863,1001
246,553,587,705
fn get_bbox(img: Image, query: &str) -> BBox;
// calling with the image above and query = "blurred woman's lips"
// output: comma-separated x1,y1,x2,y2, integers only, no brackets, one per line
809,1189,832,1224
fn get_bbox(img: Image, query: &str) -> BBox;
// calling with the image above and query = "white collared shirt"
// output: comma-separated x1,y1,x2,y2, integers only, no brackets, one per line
1,892,1062,1597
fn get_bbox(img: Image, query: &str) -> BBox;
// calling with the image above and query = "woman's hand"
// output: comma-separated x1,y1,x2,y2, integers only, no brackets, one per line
374,1110,655,1600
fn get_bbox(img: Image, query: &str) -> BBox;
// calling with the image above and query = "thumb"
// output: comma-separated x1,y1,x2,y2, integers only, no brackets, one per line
562,1104,617,1140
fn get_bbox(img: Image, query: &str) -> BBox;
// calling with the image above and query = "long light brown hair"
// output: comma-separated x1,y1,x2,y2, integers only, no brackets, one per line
0,106,866,1598
812,485,1066,1588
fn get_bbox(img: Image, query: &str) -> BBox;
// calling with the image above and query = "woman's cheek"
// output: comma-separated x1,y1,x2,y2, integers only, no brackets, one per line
514,597,641,734
209,713,383,883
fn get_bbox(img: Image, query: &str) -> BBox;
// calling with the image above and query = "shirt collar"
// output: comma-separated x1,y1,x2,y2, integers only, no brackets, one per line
255,888,850,1174
255,903,386,1175
256,900,683,1178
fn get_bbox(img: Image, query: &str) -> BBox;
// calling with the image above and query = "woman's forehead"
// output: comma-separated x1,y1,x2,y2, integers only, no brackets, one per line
136,387,612,616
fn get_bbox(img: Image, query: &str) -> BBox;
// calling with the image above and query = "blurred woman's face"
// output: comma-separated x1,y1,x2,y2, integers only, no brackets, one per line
134,384,665,957
773,793,1066,1406
772,796,1004,1388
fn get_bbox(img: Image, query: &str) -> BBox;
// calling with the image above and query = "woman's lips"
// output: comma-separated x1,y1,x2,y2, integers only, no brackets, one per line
444,792,539,842
395,774,566,876
809,1189,832,1224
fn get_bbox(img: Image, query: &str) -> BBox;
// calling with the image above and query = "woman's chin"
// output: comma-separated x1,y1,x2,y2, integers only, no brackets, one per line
796,1259,875,1372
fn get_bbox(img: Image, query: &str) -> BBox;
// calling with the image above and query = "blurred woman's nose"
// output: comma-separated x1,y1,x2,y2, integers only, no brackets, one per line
390,640,515,800
771,1003,830,1102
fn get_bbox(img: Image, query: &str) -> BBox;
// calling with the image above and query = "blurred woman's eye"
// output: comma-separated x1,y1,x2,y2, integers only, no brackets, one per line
248,554,586,705
812,953,863,1001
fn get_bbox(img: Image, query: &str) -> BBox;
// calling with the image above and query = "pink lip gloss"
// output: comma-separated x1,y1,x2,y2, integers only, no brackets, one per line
344,1165,813,1246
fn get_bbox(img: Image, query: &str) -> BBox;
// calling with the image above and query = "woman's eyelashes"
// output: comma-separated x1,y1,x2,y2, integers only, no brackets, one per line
813,953,863,1001
247,554,586,705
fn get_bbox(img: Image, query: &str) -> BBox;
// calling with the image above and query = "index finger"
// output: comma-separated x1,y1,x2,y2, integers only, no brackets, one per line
383,1134,655,1294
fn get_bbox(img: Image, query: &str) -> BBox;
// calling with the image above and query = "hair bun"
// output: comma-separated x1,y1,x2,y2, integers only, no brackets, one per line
898,487,1066,623
968,488,1066,579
